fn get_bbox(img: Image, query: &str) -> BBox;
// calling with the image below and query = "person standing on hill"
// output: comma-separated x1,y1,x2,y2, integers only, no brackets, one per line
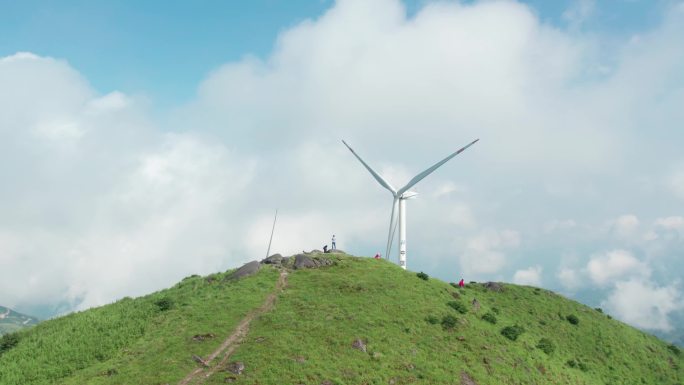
458,278,465,287
332,234,336,250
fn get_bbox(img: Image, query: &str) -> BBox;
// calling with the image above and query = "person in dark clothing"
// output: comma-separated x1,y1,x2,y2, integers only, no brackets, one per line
323,245,329,253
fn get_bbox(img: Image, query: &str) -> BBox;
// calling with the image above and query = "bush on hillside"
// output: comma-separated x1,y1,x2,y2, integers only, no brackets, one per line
0,332,21,355
595,307,603,313
450,282,458,288
566,314,580,325
447,301,468,314
481,312,497,324
441,315,458,330
668,344,681,356
501,325,525,341
492,307,500,315
154,297,174,312
416,272,429,281
425,315,439,325
536,338,555,355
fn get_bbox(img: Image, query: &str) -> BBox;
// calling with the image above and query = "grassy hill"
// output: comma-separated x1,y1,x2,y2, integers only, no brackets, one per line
0,252,682,385
0,306,38,335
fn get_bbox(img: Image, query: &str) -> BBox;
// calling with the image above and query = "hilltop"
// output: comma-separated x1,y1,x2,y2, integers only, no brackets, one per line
0,252,682,385
0,306,38,335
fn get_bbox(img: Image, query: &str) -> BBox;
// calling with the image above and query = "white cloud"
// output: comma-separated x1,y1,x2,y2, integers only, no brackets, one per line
557,267,581,290
655,216,684,231
459,229,520,275
610,214,640,238
513,265,542,286
603,279,683,331
3,0,684,325
562,0,596,28
586,249,649,286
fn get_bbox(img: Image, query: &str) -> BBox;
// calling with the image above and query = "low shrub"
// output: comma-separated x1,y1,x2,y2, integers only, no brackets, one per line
447,301,468,314
500,325,525,341
668,344,681,356
441,315,458,330
416,272,429,281
566,314,579,325
595,307,603,313
154,297,174,312
492,307,500,315
536,338,555,355
0,332,21,355
567,358,589,372
425,315,439,325
449,282,458,288
481,312,497,324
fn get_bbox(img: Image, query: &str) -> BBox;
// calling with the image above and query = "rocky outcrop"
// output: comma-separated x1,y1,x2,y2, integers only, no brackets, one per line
293,254,334,270
483,282,504,292
225,261,261,280
261,254,283,265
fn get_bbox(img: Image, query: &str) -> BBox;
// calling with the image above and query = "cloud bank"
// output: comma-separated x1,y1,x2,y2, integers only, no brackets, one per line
1,0,684,333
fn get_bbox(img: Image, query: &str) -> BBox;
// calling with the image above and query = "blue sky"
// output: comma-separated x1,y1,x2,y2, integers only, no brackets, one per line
0,0,669,107
1,0,683,344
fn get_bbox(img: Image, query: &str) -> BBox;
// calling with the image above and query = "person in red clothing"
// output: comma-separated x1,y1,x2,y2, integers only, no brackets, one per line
458,278,465,287
374,253,381,259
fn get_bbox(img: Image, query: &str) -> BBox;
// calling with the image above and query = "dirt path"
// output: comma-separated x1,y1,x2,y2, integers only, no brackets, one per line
177,269,289,385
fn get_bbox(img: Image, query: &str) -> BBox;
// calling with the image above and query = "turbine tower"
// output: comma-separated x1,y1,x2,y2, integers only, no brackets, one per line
342,139,479,270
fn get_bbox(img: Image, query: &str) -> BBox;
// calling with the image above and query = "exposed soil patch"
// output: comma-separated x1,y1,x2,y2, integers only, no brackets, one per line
177,269,288,385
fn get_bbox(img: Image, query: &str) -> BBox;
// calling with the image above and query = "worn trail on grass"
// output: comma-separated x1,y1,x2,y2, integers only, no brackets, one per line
177,269,289,385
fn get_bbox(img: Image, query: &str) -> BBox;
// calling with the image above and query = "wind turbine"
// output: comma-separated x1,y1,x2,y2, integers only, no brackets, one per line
342,139,479,270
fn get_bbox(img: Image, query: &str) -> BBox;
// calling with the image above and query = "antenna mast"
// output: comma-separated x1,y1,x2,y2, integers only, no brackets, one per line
265,209,278,259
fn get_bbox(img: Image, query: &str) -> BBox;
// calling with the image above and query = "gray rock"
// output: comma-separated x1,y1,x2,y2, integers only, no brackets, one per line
460,371,478,385
226,261,260,280
261,254,283,264
294,254,318,269
226,361,245,375
292,254,336,269
472,299,481,312
483,282,504,292
352,338,367,353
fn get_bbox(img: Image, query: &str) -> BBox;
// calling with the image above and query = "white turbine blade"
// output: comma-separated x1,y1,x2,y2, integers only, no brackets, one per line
397,139,479,196
386,197,399,259
342,140,397,195
388,208,399,260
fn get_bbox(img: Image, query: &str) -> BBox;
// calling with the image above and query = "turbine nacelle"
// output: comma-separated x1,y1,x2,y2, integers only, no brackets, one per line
400,191,418,200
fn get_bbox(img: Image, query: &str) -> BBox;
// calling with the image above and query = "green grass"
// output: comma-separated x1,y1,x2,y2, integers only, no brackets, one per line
207,256,684,385
1,254,682,385
0,267,278,385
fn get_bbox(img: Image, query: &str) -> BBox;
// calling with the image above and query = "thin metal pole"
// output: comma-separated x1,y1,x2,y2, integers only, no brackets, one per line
265,209,278,259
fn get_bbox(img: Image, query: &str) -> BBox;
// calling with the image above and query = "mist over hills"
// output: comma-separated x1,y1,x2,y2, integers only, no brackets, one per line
0,252,681,385
0,306,38,335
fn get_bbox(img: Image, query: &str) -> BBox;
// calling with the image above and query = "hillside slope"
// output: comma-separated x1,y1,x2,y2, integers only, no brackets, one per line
0,253,681,385
0,306,38,335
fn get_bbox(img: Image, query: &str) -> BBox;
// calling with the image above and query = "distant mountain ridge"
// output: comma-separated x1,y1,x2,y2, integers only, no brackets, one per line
0,305,38,335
